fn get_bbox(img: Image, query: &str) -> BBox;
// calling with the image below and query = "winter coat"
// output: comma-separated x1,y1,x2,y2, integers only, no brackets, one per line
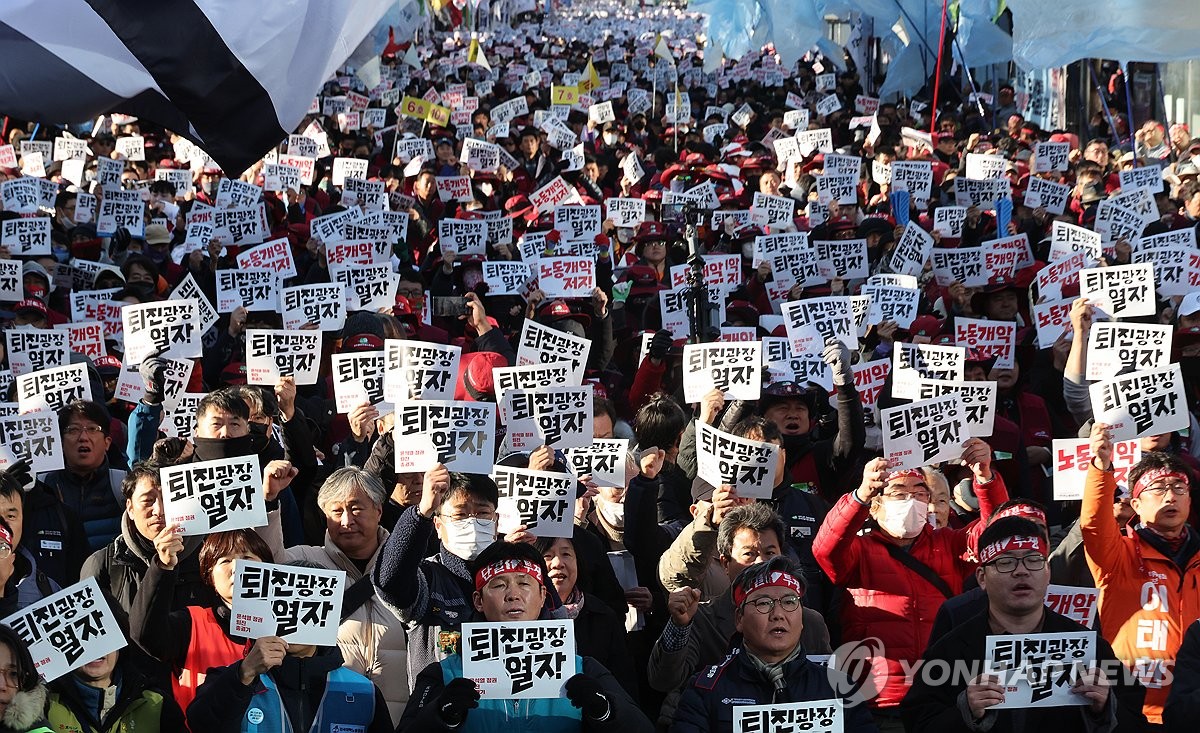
81,513,211,615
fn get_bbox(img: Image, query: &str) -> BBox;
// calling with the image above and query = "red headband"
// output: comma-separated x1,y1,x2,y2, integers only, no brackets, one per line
732,571,805,607
886,468,926,484
1132,469,1189,499
474,559,544,590
992,504,1047,526
978,535,1048,565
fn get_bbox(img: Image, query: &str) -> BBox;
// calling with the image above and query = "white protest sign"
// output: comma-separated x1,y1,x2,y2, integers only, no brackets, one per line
1085,322,1172,382
932,206,967,238
330,263,397,311
536,257,594,299
216,269,279,313
780,296,856,356
331,157,368,186
1119,166,1164,194
733,700,843,733
516,320,590,382
500,386,592,451
483,261,533,297
280,283,346,331
438,218,488,257
682,343,762,403
881,393,969,470
954,317,1016,369
0,218,51,256
0,411,63,474
0,260,19,302
966,153,1008,180
985,632,1095,709
1044,585,1100,628
383,340,461,402
331,352,385,413
915,379,997,438
1032,298,1074,349
392,400,496,474
1079,263,1155,319
565,439,629,488
462,620,575,699
16,363,92,414
750,192,796,227
1024,176,1071,216
4,329,69,377
932,247,987,288
554,205,602,243
236,238,298,279
862,285,920,330
1049,222,1102,264
605,197,646,229
852,359,891,421
696,421,781,500
1089,364,1187,441
231,561,346,646
121,300,202,365
494,466,576,538
114,357,192,408
245,329,322,386
954,178,1010,210
159,456,266,535
2,577,125,683
1034,142,1070,172
1051,438,1140,501
888,222,934,277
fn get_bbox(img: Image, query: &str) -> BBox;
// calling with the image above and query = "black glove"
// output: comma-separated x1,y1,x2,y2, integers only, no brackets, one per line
139,349,170,406
647,329,673,363
0,457,33,494
436,677,480,726
111,226,132,254
565,673,609,720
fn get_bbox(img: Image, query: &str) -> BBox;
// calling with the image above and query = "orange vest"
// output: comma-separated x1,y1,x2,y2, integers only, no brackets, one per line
173,605,249,721
1081,465,1200,725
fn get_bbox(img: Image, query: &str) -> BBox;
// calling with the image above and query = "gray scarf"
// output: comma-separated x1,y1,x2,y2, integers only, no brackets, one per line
744,642,804,702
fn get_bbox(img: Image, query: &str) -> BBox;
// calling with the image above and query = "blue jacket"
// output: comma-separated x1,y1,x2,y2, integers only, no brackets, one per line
671,647,879,733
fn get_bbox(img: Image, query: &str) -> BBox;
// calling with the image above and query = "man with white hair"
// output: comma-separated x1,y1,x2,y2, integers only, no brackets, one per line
264,466,408,726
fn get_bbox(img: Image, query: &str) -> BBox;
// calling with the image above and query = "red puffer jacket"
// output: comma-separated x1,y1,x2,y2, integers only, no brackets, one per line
812,473,1008,708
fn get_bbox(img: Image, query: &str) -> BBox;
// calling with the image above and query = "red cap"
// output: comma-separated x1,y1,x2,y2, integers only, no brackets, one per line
393,296,417,319
908,315,944,338
13,299,47,316
634,220,667,243
537,300,591,328
94,355,122,373
344,334,384,352
455,350,509,401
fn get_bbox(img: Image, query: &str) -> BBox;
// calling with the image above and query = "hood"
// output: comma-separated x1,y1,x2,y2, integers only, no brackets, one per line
121,512,203,566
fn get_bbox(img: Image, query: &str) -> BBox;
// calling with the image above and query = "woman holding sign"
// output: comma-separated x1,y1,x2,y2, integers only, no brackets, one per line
398,541,653,732
129,528,273,719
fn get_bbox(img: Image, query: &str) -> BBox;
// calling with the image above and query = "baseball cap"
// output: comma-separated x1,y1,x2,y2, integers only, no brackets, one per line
1180,292,1200,317
344,334,384,352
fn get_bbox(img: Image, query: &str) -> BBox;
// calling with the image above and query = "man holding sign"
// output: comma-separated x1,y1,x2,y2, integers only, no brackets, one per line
399,541,652,732
902,515,1144,732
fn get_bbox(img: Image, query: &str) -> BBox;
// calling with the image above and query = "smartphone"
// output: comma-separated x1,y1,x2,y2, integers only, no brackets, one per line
431,296,470,317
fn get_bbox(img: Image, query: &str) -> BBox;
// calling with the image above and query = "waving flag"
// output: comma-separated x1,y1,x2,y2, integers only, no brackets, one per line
0,0,391,174
1008,0,1200,69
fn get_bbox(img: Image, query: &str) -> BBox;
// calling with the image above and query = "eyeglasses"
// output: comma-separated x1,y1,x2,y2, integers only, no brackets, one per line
439,511,496,522
64,425,105,438
0,545,11,561
986,555,1047,573
883,490,931,502
742,594,803,615
1140,484,1189,498
0,667,22,687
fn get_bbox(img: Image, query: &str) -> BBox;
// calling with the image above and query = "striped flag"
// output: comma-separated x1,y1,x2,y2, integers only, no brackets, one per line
0,0,391,175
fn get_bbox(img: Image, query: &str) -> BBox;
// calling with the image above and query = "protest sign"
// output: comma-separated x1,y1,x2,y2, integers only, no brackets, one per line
494,466,576,538
881,393,969,470
1024,176,1070,216
392,400,496,474
932,206,967,238
462,620,575,699
161,394,203,439
753,232,809,268
682,342,762,402
1036,253,1086,304
1034,142,1070,172
331,352,386,413
215,178,263,208
216,269,279,313
954,177,1010,210
516,319,590,382
536,257,594,299
852,359,891,422
330,263,398,311
0,411,63,474
891,344,966,400
0,218,51,256
932,247,987,287
750,193,795,227
280,283,347,331
501,386,592,451
236,238,298,279
482,261,533,297
1089,364,1187,441
605,197,646,228
815,238,869,280
0,260,20,301
121,300,201,365
1079,263,1155,319
733,701,843,733
553,205,602,243
966,153,1008,180
160,456,266,535
17,363,91,414
2,577,125,683
383,340,461,402
1119,166,1163,194
1032,298,1074,349
955,317,1016,369
1050,221,1102,264
1084,322,1172,381
1052,437,1140,501
985,632,1095,708
1133,244,1200,298
781,296,856,355
862,285,920,329
888,222,934,277
915,379,997,438
114,357,192,408
890,161,933,201
232,561,345,646
1044,586,1100,628
245,330,322,386
438,218,488,257
565,439,629,488
4,329,68,377
696,421,781,500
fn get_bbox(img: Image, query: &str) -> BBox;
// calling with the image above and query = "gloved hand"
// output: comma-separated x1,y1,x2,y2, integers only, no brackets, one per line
565,674,610,720
821,338,854,387
110,226,132,254
717,399,750,433
436,677,480,726
0,457,33,493
647,329,673,364
139,348,170,406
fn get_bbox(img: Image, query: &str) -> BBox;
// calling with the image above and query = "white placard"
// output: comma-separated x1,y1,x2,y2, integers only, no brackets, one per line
881,393,969,470
1044,585,1100,628
1089,364,1187,441
733,700,843,733
516,320,590,382
1079,263,1156,319
236,238,298,279
954,317,1016,369
1051,438,1140,501
914,379,997,438
216,268,279,313
565,439,629,488
536,257,595,299
4,329,68,377
2,577,126,683
500,386,592,451
160,455,266,535
985,632,1095,709
280,283,347,331
331,352,386,413
231,560,346,646
16,363,92,414
462,620,575,699
1084,322,1172,382
682,343,762,403
392,400,496,474
383,340,461,402
121,299,202,365
696,421,781,500
245,329,322,386
494,466,576,538
0,411,64,474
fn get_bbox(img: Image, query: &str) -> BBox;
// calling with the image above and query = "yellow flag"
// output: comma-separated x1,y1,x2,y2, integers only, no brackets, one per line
399,96,431,120
579,58,600,93
426,104,452,127
552,85,580,105
654,35,673,63
468,38,491,72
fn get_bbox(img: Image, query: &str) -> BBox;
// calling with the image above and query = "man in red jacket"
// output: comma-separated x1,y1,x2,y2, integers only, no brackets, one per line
812,439,1008,733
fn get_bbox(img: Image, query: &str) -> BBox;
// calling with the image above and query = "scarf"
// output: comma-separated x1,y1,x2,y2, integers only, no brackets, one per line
561,588,585,619
744,642,804,702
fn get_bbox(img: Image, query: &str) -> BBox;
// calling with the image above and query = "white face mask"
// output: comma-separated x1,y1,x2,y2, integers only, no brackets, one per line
602,132,618,146
596,497,625,528
441,518,496,560
878,499,929,539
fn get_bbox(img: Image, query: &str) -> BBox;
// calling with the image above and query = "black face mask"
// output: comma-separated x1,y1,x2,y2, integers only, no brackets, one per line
128,282,156,300
191,432,267,462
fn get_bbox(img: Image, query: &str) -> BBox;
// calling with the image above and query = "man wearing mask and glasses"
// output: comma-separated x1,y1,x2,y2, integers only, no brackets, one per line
373,462,538,693
813,439,1008,733
902,515,1146,733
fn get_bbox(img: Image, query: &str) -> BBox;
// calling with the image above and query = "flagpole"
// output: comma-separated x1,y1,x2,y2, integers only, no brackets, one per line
1086,60,1124,154
673,78,679,153
928,0,950,135
1120,62,1137,166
